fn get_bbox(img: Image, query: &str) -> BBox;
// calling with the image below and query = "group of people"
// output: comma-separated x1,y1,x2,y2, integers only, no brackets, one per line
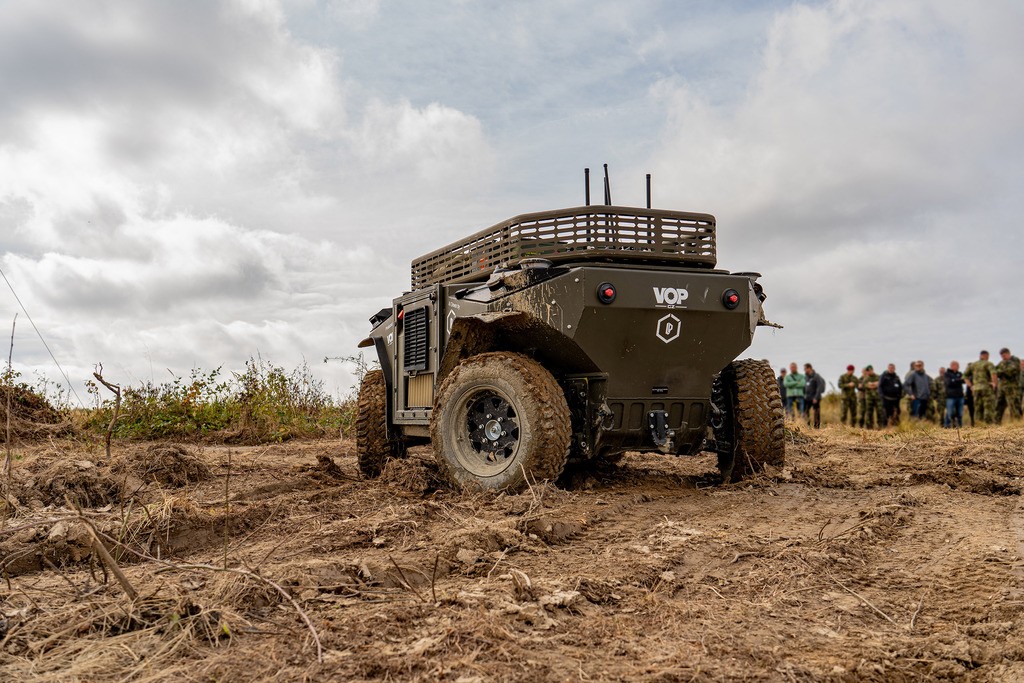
778,349,1023,429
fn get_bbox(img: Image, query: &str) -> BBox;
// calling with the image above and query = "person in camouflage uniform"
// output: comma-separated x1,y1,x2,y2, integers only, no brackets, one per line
859,365,881,429
930,367,946,423
838,364,859,426
995,347,1022,423
966,350,997,424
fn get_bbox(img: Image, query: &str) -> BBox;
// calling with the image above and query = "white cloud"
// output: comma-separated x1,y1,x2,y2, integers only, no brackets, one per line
353,99,493,183
646,0,1024,380
326,0,381,29
0,0,495,397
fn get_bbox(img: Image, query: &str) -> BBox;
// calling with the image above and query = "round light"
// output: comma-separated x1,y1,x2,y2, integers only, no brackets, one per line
722,289,741,309
597,282,617,304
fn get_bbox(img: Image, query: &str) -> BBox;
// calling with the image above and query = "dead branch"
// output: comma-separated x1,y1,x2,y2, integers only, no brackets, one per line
909,596,924,631
93,364,121,460
388,553,427,602
224,449,231,570
827,571,897,627
72,501,139,601
82,525,323,664
3,314,16,495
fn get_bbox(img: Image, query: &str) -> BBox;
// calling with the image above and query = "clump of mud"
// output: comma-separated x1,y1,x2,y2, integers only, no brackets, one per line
112,444,211,488
379,457,440,495
20,458,124,507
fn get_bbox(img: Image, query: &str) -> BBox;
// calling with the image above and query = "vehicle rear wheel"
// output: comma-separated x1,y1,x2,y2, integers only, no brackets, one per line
712,359,785,483
431,352,570,492
356,369,405,478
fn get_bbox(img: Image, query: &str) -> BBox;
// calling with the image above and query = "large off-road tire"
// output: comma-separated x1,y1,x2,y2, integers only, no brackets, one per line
356,369,405,478
713,359,785,483
431,352,570,492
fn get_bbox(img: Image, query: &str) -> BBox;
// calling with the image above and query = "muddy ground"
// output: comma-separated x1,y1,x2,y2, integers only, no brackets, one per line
1,425,1023,681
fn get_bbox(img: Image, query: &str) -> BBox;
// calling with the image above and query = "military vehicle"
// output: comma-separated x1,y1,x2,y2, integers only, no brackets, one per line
356,168,784,491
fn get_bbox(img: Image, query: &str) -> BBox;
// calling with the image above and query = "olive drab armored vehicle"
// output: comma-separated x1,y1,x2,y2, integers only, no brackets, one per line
356,169,784,491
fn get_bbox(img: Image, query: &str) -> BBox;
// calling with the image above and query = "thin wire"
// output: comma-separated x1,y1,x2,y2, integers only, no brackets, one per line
0,263,86,408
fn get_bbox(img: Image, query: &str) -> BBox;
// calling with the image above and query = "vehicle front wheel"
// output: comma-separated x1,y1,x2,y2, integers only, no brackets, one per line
712,358,785,483
431,352,570,492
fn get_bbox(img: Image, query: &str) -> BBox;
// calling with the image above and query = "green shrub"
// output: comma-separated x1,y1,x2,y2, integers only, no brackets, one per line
84,357,356,443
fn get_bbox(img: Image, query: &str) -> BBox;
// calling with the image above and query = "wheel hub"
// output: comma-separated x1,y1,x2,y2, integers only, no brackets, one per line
466,391,520,464
484,419,502,441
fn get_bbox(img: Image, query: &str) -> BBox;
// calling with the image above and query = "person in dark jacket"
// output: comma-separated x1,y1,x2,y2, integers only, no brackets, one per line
878,363,904,426
803,363,826,428
943,360,966,428
965,385,975,427
777,368,787,402
904,361,931,419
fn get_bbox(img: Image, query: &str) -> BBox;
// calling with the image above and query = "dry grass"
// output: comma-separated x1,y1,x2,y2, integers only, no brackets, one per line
1,429,1023,680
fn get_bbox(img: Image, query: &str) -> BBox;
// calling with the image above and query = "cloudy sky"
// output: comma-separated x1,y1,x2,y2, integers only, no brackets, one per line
2,0,1022,404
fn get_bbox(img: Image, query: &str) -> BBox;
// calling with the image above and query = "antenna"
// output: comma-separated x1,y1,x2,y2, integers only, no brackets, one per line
603,164,611,205
646,173,651,209
584,167,590,206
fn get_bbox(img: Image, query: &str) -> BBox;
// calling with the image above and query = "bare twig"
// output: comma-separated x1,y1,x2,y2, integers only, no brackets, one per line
430,552,440,603
224,449,231,570
42,556,82,597
909,596,924,631
827,571,897,626
85,524,324,663
388,553,426,602
92,364,121,460
487,548,509,578
84,520,139,601
172,561,324,663
3,314,16,490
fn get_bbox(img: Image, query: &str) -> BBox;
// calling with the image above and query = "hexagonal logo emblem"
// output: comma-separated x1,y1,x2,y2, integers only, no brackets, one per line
446,309,457,334
656,313,681,344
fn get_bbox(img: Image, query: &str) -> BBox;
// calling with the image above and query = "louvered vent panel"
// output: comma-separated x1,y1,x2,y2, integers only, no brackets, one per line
403,308,429,373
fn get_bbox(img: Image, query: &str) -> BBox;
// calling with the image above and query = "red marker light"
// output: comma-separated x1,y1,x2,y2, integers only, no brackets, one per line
397,309,405,320
722,289,741,309
596,282,617,304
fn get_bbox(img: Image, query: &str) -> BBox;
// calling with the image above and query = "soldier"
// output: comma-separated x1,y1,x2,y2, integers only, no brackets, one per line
859,365,881,429
838,364,859,426
931,367,946,423
995,347,1022,422
902,361,916,420
965,350,997,424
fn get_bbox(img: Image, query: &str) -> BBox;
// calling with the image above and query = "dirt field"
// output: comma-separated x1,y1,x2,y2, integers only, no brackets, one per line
2,424,1023,681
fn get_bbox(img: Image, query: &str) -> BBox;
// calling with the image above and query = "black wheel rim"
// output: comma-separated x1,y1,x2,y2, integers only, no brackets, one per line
459,389,521,474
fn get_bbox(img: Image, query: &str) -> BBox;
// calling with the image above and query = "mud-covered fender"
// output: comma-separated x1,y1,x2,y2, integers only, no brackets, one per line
436,313,516,383
438,310,598,384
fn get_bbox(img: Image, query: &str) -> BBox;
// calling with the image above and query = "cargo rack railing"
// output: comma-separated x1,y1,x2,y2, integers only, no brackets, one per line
411,205,717,289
